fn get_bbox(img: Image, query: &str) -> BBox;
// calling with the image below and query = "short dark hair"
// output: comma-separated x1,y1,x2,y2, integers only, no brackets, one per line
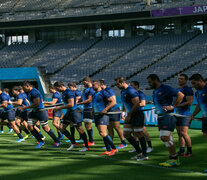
19,86,23,90
179,74,188,80
130,81,139,88
3,88,9,93
12,86,20,92
189,74,204,81
83,77,91,82
49,84,55,90
147,74,160,82
99,79,105,85
114,77,126,83
23,81,32,87
68,82,77,88
54,81,65,87
93,80,101,85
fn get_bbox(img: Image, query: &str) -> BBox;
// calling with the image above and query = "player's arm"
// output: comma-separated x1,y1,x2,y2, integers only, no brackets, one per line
25,98,30,106
21,97,40,110
55,98,74,110
12,99,23,106
101,96,116,114
125,97,140,122
44,98,58,105
175,96,193,107
77,96,92,105
190,103,201,124
76,96,81,104
0,101,8,108
121,105,126,120
163,91,184,111
140,100,146,107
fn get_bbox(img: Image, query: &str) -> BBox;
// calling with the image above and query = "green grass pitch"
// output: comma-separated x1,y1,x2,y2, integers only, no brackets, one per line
0,122,207,180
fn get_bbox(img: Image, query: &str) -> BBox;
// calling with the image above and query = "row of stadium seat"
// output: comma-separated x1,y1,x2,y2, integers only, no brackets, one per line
0,0,204,22
0,32,206,90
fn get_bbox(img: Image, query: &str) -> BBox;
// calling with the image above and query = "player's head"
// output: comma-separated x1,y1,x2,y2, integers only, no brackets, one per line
23,81,33,92
178,74,188,86
130,81,139,90
12,86,20,96
115,77,126,90
92,80,101,91
147,74,161,89
99,79,106,89
189,74,205,90
54,81,66,92
3,88,9,95
19,86,24,93
68,82,77,91
49,84,56,93
82,77,91,87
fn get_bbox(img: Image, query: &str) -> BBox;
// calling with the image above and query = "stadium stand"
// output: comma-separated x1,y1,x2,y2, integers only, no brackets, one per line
93,33,197,86
129,33,207,89
50,37,147,83
0,0,201,22
24,39,99,74
0,42,48,68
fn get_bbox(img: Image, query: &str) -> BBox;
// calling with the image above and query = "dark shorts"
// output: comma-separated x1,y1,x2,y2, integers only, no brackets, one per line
18,111,29,122
109,107,121,122
158,114,177,132
202,118,207,133
176,116,190,127
83,108,93,121
94,115,109,126
28,110,48,126
125,110,145,127
62,109,82,127
1,110,15,121
53,109,63,118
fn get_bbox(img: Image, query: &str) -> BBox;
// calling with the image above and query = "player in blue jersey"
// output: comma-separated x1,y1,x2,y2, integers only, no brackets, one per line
77,77,95,146
54,81,89,152
99,80,127,149
115,77,148,161
44,85,64,140
12,86,31,139
68,82,83,143
175,74,193,157
0,89,24,142
189,74,207,173
92,80,118,156
20,81,60,148
130,81,153,153
147,74,184,167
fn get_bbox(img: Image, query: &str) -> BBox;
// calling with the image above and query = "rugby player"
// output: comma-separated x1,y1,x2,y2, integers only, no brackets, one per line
147,74,184,167
115,77,148,161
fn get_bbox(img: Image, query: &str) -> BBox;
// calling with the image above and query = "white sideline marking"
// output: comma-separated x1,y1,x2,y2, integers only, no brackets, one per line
1,138,207,176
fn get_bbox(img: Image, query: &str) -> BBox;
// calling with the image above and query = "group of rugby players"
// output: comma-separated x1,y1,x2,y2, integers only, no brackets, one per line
0,73,207,170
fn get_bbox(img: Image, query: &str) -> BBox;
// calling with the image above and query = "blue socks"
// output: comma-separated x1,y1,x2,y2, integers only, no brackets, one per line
31,129,43,142
103,137,111,151
105,135,116,149
80,132,88,148
139,136,147,156
63,130,76,144
17,133,23,139
47,129,59,143
127,136,142,154
87,128,94,143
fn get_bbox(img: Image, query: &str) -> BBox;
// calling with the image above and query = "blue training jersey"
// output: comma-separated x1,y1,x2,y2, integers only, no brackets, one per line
176,86,194,116
0,92,13,111
195,84,207,118
21,92,27,99
104,87,119,111
82,87,95,109
28,88,45,110
62,88,77,111
137,90,146,110
121,86,139,113
92,90,111,113
52,91,62,104
153,84,178,115
16,93,29,111
74,89,82,109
